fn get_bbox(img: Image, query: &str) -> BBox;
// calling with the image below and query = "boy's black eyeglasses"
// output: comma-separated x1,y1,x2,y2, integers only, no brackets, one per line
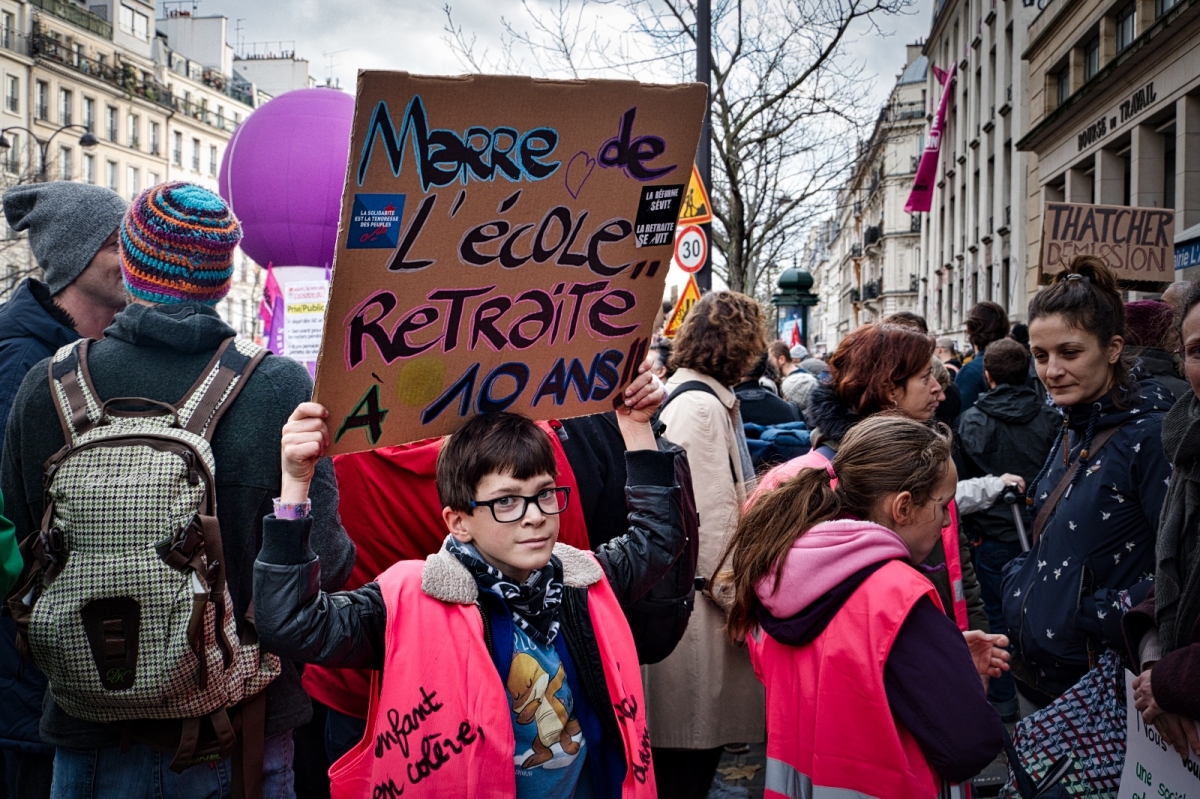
470,487,571,523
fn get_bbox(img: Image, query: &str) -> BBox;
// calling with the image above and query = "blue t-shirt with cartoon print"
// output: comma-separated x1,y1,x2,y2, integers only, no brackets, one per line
507,625,592,798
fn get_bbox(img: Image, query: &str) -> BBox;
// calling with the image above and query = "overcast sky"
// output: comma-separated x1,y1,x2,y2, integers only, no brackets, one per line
182,0,932,109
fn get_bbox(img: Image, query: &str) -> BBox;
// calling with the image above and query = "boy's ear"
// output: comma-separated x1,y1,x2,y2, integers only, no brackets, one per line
984,369,996,388
442,506,474,544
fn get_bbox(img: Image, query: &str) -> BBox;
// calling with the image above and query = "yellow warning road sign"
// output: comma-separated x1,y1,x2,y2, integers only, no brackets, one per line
663,275,702,338
678,164,713,226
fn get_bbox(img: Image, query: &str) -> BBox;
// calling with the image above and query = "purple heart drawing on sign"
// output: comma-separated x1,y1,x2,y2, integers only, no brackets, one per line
565,151,596,199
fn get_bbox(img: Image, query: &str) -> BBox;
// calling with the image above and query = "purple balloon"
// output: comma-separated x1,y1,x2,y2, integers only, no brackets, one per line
219,88,354,269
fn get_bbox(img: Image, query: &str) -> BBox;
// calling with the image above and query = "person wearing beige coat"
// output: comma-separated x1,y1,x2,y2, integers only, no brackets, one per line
642,291,768,799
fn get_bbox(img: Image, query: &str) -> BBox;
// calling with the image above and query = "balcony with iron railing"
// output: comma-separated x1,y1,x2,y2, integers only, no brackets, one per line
172,97,239,133
31,33,171,110
889,101,926,121
31,0,112,38
168,52,254,108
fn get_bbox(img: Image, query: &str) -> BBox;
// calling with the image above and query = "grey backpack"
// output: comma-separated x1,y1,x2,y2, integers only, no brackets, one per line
11,336,279,767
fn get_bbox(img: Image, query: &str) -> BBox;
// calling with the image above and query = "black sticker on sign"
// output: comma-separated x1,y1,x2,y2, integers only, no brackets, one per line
633,184,685,248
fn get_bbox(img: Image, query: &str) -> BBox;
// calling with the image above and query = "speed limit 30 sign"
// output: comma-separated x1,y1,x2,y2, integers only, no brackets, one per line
673,224,708,274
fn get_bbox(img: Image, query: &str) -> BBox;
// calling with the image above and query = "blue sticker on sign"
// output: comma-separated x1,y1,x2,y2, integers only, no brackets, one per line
347,194,406,249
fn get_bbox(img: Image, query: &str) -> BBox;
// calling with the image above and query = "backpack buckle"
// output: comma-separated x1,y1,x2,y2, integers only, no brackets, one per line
154,519,206,573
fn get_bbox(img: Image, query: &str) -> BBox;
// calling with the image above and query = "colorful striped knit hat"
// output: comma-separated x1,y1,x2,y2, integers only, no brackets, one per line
120,182,241,305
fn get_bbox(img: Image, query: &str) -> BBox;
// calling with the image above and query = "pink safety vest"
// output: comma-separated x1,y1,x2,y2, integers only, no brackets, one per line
329,552,656,799
748,560,943,799
751,449,970,631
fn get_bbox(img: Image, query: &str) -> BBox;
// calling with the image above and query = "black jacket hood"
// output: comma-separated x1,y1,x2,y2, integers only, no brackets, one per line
105,301,235,354
973,383,1046,424
804,382,861,446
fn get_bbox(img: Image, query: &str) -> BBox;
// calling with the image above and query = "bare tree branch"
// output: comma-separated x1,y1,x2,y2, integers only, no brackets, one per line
443,0,915,296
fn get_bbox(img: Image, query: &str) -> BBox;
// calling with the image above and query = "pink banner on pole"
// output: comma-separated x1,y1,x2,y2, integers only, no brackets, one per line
259,262,280,327
904,63,957,214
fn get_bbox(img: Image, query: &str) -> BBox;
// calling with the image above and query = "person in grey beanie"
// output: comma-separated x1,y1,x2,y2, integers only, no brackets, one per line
0,180,125,799
0,182,127,437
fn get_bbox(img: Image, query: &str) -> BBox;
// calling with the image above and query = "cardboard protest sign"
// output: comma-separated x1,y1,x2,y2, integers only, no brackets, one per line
1041,201,1175,282
314,72,707,453
1117,670,1200,799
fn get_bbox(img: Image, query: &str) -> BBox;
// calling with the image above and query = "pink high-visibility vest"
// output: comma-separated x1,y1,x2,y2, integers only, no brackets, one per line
328,550,656,799
748,560,943,799
751,449,970,631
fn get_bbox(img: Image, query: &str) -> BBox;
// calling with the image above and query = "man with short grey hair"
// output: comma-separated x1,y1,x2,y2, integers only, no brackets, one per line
0,180,126,799
935,336,961,375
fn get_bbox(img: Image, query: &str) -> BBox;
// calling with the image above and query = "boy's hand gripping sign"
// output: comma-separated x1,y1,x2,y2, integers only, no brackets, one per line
314,72,707,454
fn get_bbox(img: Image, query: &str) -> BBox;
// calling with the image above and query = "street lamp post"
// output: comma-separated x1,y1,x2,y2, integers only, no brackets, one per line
0,124,99,181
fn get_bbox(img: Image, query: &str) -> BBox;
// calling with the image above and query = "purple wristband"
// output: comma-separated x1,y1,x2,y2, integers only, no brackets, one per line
273,498,311,519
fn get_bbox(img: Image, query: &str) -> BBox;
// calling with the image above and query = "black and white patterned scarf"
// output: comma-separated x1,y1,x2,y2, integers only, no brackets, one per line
444,537,564,645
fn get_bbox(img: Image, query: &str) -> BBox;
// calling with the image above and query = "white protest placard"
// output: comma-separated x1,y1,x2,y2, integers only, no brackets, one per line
1118,670,1200,799
283,279,329,362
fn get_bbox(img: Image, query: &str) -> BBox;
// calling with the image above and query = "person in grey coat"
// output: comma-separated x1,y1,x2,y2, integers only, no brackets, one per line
0,181,127,799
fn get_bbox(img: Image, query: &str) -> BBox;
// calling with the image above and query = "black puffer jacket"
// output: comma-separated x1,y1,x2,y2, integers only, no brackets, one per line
957,384,1062,544
252,447,682,668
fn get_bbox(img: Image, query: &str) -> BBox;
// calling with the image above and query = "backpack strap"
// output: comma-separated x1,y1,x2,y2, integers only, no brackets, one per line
177,337,268,441
659,380,720,415
1030,424,1123,545
47,340,103,443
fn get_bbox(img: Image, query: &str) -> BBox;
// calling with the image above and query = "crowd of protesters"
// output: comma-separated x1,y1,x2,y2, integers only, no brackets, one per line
0,179,1199,799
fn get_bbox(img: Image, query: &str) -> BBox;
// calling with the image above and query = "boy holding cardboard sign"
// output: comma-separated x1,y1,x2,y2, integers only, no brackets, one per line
253,369,678,798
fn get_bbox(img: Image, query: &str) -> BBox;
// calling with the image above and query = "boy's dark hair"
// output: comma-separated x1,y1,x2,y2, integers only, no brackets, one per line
436,413,557,513
983,338,1030,387
745,351,769,381
966,302,1010,352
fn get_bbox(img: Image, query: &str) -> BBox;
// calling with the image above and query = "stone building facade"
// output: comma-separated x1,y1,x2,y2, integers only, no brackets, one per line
1017,0,1200,283
0,0,317,342
915,0,1039,342
816,45,928,351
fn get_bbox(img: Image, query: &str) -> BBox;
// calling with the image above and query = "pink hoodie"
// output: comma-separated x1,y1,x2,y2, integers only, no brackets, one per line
755,519,913,619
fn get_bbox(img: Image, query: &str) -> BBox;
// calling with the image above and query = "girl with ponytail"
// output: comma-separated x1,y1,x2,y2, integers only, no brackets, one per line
722,414,1006,795
1002,256,1174,710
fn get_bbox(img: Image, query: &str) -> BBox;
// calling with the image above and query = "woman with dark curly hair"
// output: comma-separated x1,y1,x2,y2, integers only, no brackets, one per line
644,290,767,799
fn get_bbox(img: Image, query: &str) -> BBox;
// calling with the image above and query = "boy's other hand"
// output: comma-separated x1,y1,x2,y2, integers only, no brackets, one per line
615,358,664,451
281,402,330,503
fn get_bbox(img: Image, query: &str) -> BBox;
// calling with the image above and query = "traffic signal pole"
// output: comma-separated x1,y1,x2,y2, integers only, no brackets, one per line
696,0,713,293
